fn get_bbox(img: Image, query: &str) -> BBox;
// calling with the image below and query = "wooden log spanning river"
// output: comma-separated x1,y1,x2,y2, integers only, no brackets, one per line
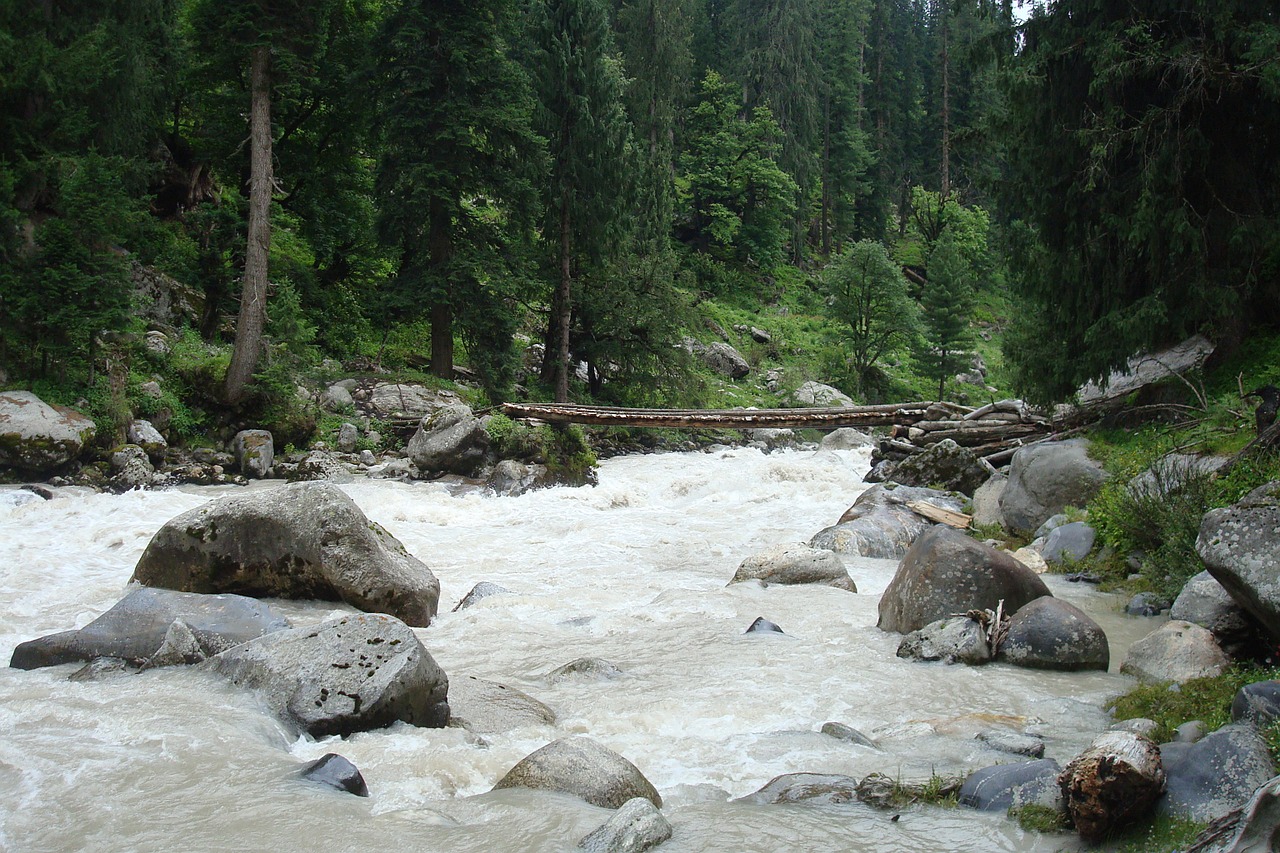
500,401,936,429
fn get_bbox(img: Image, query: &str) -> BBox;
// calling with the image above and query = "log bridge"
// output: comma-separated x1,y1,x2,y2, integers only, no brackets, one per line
501,398,1055,469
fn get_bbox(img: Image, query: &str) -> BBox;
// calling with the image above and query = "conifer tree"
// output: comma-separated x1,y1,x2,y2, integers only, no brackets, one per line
527,0,632,402
919,237,976,400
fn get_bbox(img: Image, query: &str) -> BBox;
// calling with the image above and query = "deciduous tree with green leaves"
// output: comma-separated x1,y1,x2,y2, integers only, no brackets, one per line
824,239,921,394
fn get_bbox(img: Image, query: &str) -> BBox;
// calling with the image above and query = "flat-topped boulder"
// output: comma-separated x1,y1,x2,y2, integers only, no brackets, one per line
878,526,1051,634
0,391,97,473
731,544,855,591
130,481,440,626
207,613,449,737
10,586,289,670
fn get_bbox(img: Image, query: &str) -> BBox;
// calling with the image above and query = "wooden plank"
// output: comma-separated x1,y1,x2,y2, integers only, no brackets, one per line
500,401,935,429
906,501,972,529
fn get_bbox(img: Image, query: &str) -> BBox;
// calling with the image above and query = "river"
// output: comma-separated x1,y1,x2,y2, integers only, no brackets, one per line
0,445,1148,852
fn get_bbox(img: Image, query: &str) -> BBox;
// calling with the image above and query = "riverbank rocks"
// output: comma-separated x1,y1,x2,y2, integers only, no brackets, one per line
127,419,167,461
109,444,155,491
233,429,274,479
406,403,489,476
730,544,856,591
1232,681,1280,728
971,474,1006,528
487,460,553,497
735,773,859,805
0,391,97,473
1159,723,1277,821
1197,482,1280,638
493,736,662,809
809,483,966,559
873,439,990,496
792,381,854,408
689,341,749,379
1182,775,1280,853
896,616,991,665
1041,522,1097,564
579,797,672,853
997,597,1110,671
9,586,289,670
1171,572,1267,658
447,675,556,734
1121,620,1230,683
877,526,1051,634
208,613,449,737
999,439,1107,533
959,759,1062,811
130,482,440,627
369,383,460,419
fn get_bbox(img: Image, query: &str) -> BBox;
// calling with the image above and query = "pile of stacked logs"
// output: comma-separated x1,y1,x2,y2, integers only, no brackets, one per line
872,399,1053,473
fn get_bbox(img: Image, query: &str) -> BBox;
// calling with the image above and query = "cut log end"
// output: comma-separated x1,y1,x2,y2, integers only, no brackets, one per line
1058,732,1166,844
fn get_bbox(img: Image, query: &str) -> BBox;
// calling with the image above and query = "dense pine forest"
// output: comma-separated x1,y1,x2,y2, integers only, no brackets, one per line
2,0,1278,442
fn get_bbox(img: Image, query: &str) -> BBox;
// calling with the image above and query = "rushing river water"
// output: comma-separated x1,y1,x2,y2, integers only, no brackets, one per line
0,445,1153,852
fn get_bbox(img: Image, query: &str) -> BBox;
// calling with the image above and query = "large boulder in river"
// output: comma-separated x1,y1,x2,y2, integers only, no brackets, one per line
493,736,662,809
1197,482,1280,639
809,483,966,559
997,596,1110,671
9,586,289,670
877,526,1051,634
208,613,449,737
0,390,97,472
406,403,490,476
731,544,855,591
874,439,990,496
999,439,1107,533
447,675,556,734
1120,620,1230,683
896,616,991,665
130,482,440,627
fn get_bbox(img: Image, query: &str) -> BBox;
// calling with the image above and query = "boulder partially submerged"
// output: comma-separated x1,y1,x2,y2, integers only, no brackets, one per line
810,483,966,559
130,482,440,626
731,544,856,591
207,613,449,737
493,736,661,809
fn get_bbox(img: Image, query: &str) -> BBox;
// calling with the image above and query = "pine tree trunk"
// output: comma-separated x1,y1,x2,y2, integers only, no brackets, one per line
224,45,273,404
430,303,452,379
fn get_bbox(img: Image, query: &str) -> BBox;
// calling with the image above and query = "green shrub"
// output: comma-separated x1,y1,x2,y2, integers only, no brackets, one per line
1106,665,1280,748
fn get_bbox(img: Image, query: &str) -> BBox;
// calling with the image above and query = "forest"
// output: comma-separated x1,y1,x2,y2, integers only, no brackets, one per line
1,0,1278,440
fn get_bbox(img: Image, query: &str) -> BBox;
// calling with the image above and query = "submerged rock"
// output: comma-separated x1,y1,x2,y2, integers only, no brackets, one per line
208,613,449,737
731,544,855,591
578,797,672,853
745,617,785,634
734,772,859,805
493,736,662,809
447,675,556,733
10,587,288,670
130,482,440,627
300,753,369,797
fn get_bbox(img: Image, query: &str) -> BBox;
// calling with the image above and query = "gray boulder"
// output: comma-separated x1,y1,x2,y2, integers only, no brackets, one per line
369,383,460,418
809,483,966,559
998,596,1110,671
896,616,991,665
1181,774,1280,853
320,383,355,412
792,381,854,407
447,675,556,733
453,582,512,612
999,439,1107,533
407,403,490,476
1172,572,1267,656
579,797,672,853
976,730,1046,759
208,613,449,737
1129,453,1230,499
127,419,167,460
337,422,359,453
734,773,859,805
1121,620,1230,683
731,544,855,591
300,753,369,797
1074,335,1216,410
1159,723,1277,822
109,444,155,490
971,474,1007,529
877,439,990,496
289,449,354,483
877,526,1051,634
487,460,552,497
1232,681,1280,728
0,390,96,472
1041,522,1097,564
819,722,877,748
233,429,274,479
10,586,289,670
1198,482,1280,638
130,481,441,627
549,658,624,681
699,342,750,379
493,736,662,809
820,428,873,450
958,759,1063,812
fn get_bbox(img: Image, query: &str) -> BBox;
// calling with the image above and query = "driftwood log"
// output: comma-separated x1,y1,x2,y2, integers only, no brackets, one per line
1058,732,1166,843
